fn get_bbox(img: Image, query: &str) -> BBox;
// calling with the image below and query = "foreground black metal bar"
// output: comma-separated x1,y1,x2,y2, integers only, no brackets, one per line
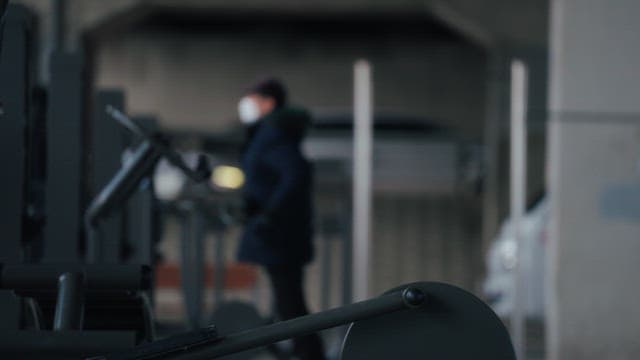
85,141,161,262
0,331,136,358
0,264,151,291
85,141,161,229
98,287,425,360
53,272,85,331
168,287,425,360
89,326,219,360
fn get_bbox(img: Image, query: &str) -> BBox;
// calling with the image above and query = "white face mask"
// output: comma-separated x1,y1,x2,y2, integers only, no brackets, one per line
238,97,261,125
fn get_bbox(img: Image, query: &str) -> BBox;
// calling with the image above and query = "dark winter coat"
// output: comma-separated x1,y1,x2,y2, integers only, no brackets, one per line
238,107,314,266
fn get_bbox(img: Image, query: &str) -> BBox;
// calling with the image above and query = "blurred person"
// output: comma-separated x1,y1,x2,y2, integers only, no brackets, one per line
237,78,324,360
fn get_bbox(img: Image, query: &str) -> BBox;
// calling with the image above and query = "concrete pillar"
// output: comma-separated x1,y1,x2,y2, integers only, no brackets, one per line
547,0,640,358
481,51,506,254
482,45,547,256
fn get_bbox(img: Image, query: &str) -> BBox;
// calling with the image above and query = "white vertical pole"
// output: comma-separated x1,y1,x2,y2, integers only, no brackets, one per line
352,60,373,302
510,59,528,359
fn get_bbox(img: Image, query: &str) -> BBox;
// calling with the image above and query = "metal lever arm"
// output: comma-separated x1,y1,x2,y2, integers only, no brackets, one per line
96,287,426,360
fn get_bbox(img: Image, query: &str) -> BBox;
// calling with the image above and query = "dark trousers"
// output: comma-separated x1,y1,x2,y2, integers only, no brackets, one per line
266,264,326,360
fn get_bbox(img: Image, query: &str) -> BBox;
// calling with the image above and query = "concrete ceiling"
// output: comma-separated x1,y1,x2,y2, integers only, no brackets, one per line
14,0,547,50
437,0,549,48
146,0,550,48
10,0,549,63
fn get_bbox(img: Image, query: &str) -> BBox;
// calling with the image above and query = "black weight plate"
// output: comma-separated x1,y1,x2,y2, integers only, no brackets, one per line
341,282,515,359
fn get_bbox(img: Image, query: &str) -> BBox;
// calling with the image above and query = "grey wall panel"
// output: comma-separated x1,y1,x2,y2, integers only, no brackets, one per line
548,0,640,358
95,30,486,138
370,195,482,296
549,0,640,114
548,117,640,359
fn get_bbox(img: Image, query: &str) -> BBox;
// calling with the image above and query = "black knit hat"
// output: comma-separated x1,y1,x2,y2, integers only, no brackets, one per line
248,78,288,109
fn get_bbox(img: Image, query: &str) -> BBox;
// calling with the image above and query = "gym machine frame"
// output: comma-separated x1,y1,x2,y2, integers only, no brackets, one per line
93,280,516,360
94,286,426,360
86,106,210,263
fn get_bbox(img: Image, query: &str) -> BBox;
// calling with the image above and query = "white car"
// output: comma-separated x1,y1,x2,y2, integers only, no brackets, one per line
483,197,548,320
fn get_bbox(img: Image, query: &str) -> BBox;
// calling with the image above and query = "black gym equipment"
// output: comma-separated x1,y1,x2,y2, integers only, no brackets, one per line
91,282,515,359
88,325,219,360
86,105,210,262
1,1,8,19
91,90,128,263
0,264,153,358
0,5,155,353
0,100,210,358
341,282,516,359
125,115,162,266
0,3,36,264
0,0,8,50
0,7,207,353
43,50,87,262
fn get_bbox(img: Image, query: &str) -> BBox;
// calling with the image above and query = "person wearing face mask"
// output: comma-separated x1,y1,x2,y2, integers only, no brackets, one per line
237,78,325,360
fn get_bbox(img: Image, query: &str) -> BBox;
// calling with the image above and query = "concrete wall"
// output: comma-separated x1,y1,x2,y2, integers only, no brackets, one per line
440,0,548,47
547,0,640,358
94,27,486,136
370,194,482,295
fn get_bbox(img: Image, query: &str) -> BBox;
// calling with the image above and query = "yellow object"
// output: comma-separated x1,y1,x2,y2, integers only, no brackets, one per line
211,165,245,190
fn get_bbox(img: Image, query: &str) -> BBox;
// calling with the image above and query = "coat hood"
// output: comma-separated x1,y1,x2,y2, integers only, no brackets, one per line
264,107,311,142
